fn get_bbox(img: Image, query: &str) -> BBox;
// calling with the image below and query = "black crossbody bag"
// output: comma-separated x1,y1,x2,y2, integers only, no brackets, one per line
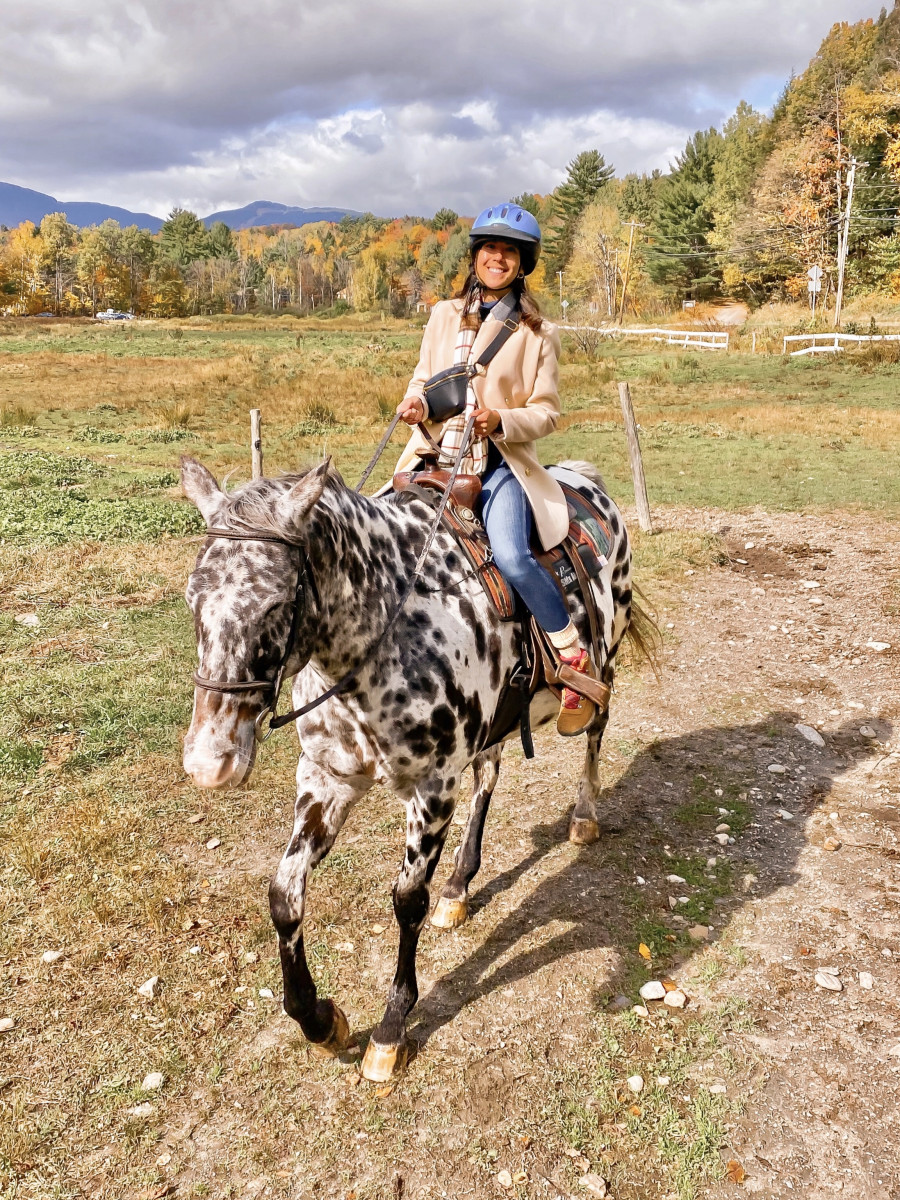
422,309,521,422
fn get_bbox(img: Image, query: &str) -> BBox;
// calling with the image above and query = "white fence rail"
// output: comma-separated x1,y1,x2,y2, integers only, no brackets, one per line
561,324,729,351
783,332,900,356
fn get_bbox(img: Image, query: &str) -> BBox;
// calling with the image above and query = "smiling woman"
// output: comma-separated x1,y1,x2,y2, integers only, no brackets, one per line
390,202,606,736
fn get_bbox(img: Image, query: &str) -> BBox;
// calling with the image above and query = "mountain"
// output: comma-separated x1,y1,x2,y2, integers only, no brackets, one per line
200,200,362,229
0,182,363,233
0,181,164,232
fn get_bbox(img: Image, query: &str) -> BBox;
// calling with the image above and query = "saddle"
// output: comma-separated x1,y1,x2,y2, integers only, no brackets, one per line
393,466,614,754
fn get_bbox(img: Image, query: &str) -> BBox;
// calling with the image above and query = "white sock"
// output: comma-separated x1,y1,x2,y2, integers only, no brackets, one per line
547,621,581,654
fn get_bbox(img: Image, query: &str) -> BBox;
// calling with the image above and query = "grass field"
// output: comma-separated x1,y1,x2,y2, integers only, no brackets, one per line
0,315,897,1199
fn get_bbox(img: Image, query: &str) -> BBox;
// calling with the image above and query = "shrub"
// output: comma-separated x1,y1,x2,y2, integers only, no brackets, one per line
75,426,124,444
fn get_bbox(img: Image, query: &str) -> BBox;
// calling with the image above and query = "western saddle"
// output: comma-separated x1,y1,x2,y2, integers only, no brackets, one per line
392,466,613,755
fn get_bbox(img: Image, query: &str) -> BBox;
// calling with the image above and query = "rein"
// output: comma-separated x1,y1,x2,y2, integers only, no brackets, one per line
191,414,476,742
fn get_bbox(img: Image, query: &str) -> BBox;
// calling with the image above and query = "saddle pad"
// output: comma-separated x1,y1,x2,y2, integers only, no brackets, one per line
555,480,611,564
440,503,517,621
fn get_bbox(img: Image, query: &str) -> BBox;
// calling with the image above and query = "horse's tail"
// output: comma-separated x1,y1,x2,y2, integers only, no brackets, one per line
625,583,662,679
557,459,660,675
557,459,607,493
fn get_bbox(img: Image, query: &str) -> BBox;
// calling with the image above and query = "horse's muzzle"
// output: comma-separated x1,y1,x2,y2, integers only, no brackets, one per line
183,692,258,789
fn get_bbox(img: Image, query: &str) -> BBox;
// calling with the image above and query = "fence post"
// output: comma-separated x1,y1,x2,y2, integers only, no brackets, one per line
751,332,756,354
617,382,652,533
250,409,263,479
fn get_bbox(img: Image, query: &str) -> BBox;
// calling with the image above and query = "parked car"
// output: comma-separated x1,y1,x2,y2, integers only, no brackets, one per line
95,309,134,321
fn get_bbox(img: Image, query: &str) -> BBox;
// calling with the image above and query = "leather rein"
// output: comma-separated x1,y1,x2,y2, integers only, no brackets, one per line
190,413,476,742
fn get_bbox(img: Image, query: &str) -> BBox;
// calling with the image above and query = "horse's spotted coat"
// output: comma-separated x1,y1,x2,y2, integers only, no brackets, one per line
181,456,633,1059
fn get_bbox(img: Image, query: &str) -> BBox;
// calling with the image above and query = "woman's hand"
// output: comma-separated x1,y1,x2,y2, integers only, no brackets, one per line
397,396,426,425
473,407,501,437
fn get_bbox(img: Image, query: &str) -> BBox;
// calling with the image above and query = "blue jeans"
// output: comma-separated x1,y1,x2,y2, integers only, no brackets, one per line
480,462,570,634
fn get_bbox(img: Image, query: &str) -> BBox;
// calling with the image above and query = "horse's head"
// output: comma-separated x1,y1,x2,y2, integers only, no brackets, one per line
180,456,329,789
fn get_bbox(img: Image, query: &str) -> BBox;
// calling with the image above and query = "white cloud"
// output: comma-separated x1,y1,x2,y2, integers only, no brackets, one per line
0,0,884,215
79,104,693,217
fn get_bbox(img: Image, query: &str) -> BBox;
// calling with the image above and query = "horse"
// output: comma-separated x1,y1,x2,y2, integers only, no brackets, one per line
179,454,643,1081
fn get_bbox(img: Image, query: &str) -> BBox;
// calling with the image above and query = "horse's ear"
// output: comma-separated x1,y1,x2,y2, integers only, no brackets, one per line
181,456,225,525
280,459,330,529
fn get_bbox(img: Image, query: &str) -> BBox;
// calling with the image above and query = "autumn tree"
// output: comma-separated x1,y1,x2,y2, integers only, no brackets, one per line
566,189,626,317
6,222,47,313
40,213,78,313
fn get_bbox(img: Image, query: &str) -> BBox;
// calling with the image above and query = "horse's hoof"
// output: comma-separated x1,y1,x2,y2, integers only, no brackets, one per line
360,1038,408,1082
309,1004,351,1058
569,818,600,845
431,896,468,929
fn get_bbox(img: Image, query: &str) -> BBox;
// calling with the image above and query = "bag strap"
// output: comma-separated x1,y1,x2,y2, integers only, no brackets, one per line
471,310,520,374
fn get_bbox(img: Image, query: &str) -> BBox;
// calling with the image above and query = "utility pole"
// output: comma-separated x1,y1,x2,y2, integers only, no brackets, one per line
557,270,564,310
617,221,644,325
834,157,864,329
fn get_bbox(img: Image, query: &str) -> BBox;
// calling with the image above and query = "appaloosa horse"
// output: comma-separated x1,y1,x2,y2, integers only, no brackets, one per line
180,455,638,1080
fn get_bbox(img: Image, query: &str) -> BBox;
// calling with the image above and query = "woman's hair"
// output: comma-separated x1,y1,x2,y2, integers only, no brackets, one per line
454,259,544,333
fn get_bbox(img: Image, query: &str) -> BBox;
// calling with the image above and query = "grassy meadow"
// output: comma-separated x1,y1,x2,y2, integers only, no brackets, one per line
0,314,897,1198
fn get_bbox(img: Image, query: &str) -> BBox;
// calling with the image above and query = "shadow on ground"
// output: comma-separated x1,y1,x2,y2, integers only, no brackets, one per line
402,711,883,1046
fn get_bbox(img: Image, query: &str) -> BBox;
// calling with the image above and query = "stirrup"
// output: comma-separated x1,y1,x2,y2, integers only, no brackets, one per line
556,651,600,738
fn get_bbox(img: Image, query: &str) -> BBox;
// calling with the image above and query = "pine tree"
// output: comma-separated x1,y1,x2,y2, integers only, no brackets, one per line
510,192,541,217
647,129,723,299
160,209,211,266
430,208,458,232
545,150,615,274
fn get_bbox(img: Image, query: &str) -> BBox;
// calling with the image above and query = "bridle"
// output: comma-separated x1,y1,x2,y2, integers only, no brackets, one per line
191,528,322,742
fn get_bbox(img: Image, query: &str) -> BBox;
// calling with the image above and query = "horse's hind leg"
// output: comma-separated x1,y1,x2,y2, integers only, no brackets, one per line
431,743,502,929
362,773,456,1082
269,757,369,1055
569,710,609,845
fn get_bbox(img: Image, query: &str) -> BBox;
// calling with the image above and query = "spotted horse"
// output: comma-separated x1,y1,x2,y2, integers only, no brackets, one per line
180,455,643,1081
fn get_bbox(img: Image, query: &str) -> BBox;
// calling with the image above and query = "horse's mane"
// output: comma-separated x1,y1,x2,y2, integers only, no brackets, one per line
211,464,346,544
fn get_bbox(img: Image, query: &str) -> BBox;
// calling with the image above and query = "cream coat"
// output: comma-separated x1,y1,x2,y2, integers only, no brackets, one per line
390,298,569,551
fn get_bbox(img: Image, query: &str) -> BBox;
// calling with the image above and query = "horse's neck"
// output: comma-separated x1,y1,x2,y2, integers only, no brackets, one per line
304,488,406,674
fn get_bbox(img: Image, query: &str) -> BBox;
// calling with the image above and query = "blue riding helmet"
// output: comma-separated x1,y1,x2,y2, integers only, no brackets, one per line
470,203,541,275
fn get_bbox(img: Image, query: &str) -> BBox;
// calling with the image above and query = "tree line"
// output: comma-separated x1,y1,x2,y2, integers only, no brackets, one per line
4,6,900,319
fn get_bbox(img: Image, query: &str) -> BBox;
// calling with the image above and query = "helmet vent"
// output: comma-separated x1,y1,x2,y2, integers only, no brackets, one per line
501,206,509,217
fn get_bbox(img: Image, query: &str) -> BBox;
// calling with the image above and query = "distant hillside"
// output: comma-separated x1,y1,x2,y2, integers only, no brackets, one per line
0,182,164,232
201,200,362,229
0,182,362,233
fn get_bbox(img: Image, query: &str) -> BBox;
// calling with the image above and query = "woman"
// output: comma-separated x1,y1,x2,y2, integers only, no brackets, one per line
393,202,599,737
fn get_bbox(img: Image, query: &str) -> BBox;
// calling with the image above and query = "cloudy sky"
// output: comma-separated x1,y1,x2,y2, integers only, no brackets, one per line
2,0,882,218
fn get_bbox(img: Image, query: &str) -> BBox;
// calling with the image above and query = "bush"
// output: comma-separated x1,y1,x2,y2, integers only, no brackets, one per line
0,490,204,544
0,450,101,489
126,427,194,444
75,426,124,444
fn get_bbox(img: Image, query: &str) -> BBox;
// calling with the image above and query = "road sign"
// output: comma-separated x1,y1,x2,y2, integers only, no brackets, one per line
808,265,823,284
808,278,822,293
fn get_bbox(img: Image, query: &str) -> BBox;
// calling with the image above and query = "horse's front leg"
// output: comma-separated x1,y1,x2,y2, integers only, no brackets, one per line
361,773,456,1082
269,756,370,1054
432,743,503,929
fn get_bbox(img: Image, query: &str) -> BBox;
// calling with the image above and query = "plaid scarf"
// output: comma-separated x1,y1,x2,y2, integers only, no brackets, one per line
437,290,518,475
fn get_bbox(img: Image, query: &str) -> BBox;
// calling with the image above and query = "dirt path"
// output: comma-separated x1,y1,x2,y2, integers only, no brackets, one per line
154,506,900,1200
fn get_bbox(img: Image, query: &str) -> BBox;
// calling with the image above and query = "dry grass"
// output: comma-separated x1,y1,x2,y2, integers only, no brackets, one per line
1,314,897,1198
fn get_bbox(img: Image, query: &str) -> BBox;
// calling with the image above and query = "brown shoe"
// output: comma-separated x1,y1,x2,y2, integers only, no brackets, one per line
556,649,597,737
